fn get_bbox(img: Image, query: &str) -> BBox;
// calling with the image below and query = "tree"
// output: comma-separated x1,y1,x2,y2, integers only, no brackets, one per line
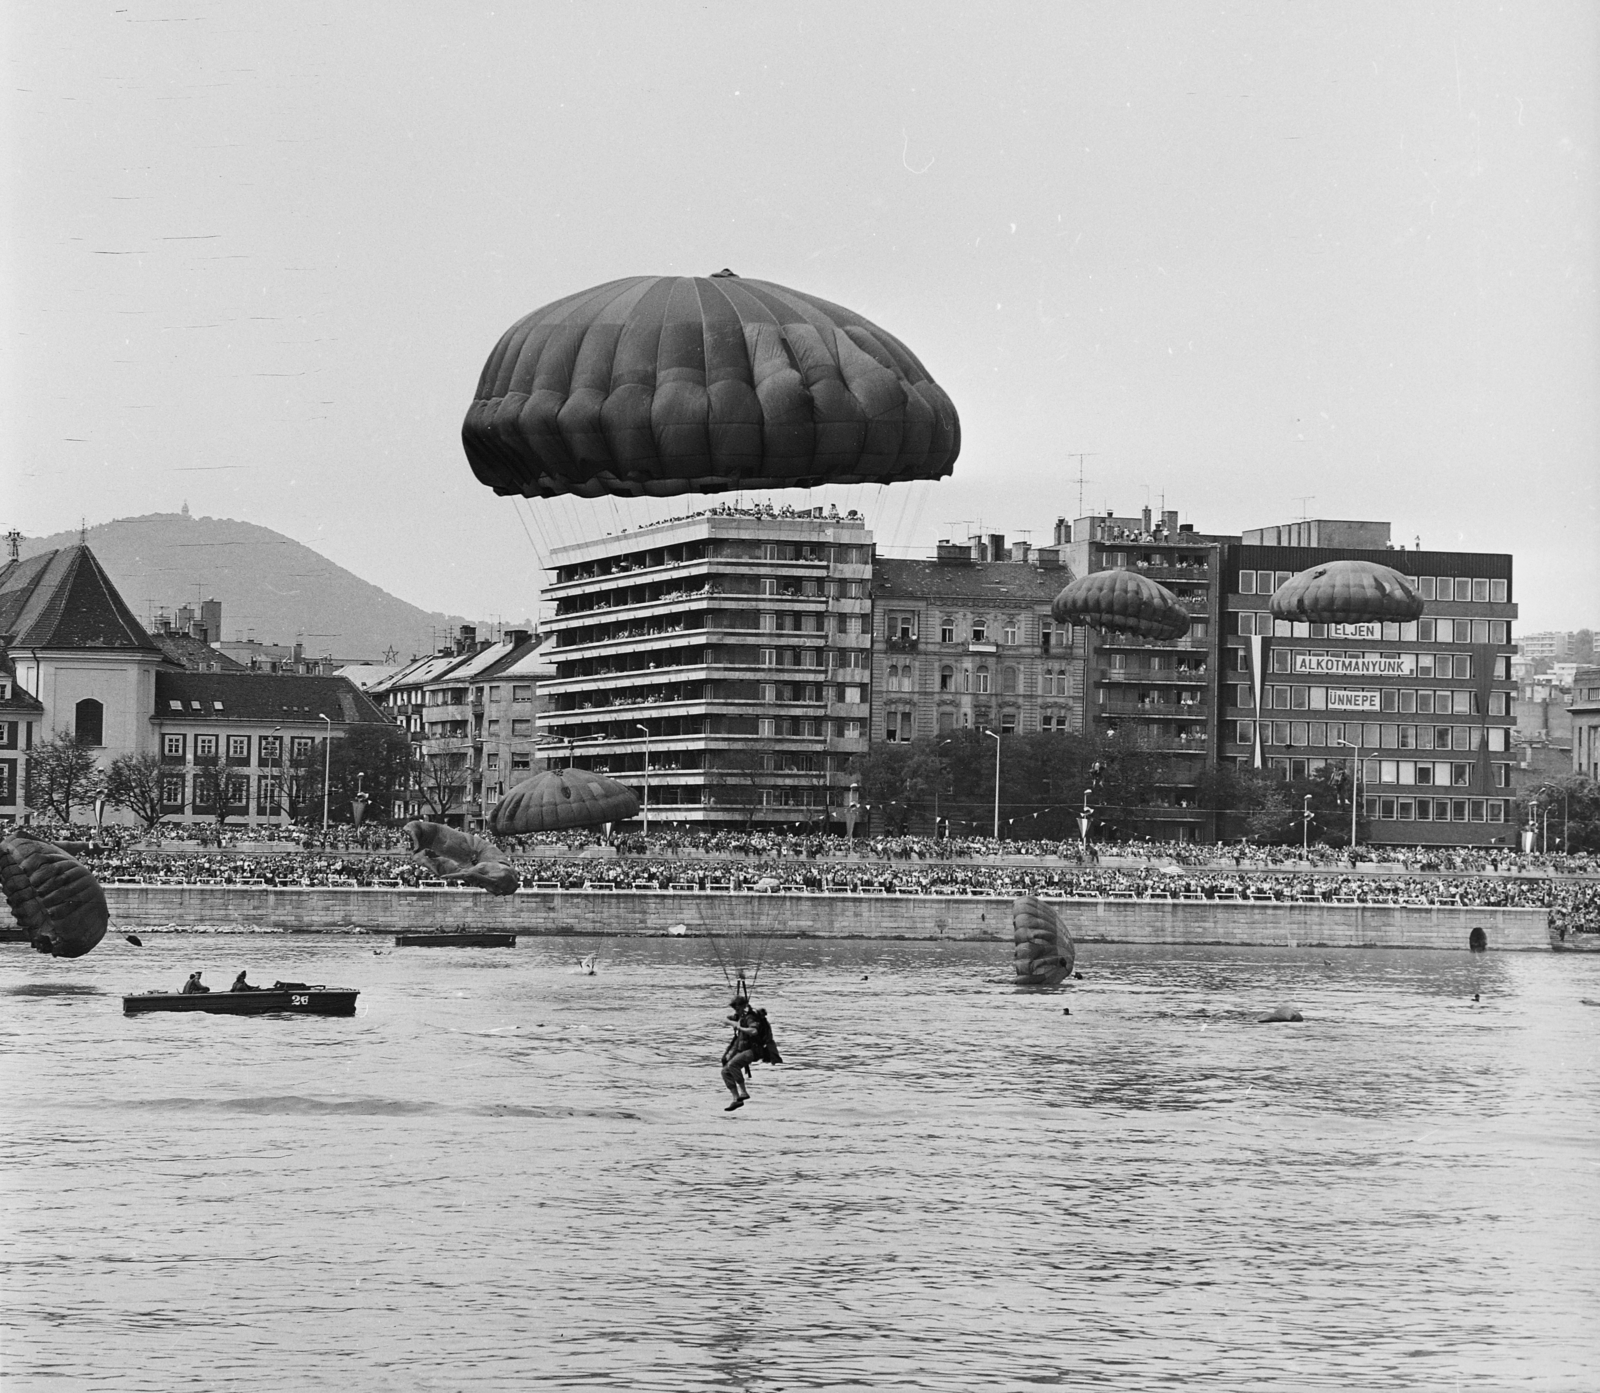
104,751,169,831
851,740,944,834
24,730,104,823
709,746,767,828
412,746,469,823
324,725,411,825
190,755,243,835
1534,775,1600,854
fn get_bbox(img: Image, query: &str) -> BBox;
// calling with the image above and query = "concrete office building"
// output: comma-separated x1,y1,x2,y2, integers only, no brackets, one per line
1222,520,1518,848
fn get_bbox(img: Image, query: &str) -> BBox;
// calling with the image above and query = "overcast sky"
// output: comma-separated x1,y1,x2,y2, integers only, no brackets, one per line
5,2,1595,631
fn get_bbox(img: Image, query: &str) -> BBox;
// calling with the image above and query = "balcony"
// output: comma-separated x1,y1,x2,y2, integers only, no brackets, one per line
1099,699,1210,719
886,636,920,653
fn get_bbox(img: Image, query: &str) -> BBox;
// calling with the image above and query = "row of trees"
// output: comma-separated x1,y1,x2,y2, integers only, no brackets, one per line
23,727,412,831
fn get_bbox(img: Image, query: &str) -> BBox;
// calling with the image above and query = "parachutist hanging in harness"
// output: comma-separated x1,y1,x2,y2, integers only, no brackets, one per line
719,977,783,1111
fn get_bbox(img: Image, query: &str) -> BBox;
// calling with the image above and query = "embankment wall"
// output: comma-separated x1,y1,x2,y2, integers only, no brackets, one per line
102,887,1551,951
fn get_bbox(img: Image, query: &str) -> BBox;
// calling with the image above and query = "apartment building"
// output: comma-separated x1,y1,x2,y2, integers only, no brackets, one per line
540,506,873,828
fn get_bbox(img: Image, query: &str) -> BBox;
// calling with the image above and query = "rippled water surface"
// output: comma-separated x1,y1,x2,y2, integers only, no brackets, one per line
3,932,1598,1390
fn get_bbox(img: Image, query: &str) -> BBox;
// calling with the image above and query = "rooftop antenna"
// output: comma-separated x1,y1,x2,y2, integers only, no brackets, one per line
5,529,21,562
1294,495,1316,521
1066,454,1097,518
78,516,88,545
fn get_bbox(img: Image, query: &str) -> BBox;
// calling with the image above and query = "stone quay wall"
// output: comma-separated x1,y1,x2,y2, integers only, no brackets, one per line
102,886,1552,952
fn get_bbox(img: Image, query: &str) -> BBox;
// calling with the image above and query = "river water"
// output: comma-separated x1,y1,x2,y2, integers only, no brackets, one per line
2,932,1597,1391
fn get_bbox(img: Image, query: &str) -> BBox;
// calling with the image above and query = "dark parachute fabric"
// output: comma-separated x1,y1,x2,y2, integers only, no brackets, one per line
1051,570,1190,641
490,768,640,836
1269,559,1425,626
462,274,960,500
0,832,109,959
402,821,520,896
1012,896,1075,987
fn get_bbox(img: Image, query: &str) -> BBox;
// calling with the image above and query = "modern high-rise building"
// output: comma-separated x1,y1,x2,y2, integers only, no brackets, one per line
540,506,874,828
1222,520,1519,847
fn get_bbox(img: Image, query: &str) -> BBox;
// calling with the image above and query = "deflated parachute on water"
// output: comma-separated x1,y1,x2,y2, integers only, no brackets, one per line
461,272,960,500
403,821,519,896
1012,895,1075,987
1051,570,1190,641
1268,559,1424,626
489,767,639,836
0,832,109,958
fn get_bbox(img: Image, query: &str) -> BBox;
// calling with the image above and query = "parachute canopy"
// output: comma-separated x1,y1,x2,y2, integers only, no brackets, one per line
1268,560,1424,625
403,821,519,896
0,832,109,958
462,273,960,500
1051,570,1190,641
1012,896,1075,987
489,768,639,836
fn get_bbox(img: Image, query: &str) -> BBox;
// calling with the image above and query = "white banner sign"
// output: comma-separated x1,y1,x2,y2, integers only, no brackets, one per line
1328,622,1383,640
1327,689,1380,711
1292,653,1415,678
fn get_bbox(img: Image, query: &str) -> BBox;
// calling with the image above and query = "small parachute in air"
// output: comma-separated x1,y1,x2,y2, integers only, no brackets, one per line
1268,559,1424,626
0,832,109,959
1012,895,1075,987
461,272,960,501
402,821,519,896
1051,570,1190,641
489,767,640,836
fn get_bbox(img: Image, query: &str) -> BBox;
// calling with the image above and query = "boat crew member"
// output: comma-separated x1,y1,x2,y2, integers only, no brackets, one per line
720,996,761,1110
230,971,260,992
180,971,209,995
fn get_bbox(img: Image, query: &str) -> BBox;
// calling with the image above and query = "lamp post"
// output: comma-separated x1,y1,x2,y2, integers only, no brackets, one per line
1537,783,1570,855
984,729,1001,840
636,724,650,836
1332,737,1361,849
1302,794,1313,856
269,726,291,829
1078,789,1093,852
319,713,332,831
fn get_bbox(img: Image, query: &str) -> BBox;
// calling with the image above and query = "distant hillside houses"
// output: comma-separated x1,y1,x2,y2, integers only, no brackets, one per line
0,543,397,828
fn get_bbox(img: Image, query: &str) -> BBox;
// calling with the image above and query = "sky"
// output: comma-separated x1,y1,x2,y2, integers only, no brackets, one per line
5,1,1596,632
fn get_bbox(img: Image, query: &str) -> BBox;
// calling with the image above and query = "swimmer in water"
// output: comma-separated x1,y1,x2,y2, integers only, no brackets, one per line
577,955,597,975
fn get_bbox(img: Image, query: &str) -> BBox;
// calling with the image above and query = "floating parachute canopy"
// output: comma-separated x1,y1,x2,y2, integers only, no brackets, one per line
1051,570,1190,641
1268,560,1425,626
462,273,960,500
402,820,519,896
1012,896,1075,987
489,768,640,836
0,832,109,958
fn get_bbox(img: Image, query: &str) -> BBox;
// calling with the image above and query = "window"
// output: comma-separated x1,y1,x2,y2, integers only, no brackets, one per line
486,720,500,735
163,734,186,758
227,735,250,760
1237,720,1254,745
161,776,186,807
939,666,954,692
195,734,218,759
1454,578,1471,602
227,774,250,807
488,686,502,702
1258,570,1274,592
260,735,282,763
1239,571,1256,595
511,719,532,736
843,720,862,739
976,666,991,694
971,619,987,643
1001,666,1018,695
844,686,862,705
1418,577,1435,600
1000,711,1017,735
1002,619,1018,645
74,698,104,747
1472,579,1489,603
886,665,899,693
1238,611,1256,637
511,753,531,772
1490,579,1507,603
940,619,954,643
290,736,312,761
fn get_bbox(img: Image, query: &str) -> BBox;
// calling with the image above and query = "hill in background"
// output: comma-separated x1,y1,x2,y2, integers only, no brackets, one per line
20,512,493,661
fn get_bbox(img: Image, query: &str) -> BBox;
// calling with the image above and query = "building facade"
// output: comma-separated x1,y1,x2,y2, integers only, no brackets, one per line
1570,665,1600,784
540,507,873,828
1221,522,1519,848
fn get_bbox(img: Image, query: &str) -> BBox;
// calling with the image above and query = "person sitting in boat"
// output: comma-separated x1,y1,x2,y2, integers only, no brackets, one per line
720,996,761,1111
180,971,209,995
230,971,260,992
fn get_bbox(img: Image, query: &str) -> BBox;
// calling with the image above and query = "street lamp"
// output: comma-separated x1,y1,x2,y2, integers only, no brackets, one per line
983,729,1001,840
1332,737,1362,849
1537,783,1570,855
636,724,651,835
1078,789,1093,852
269,726,290,829
1302,794,1313,856
319,713,332,831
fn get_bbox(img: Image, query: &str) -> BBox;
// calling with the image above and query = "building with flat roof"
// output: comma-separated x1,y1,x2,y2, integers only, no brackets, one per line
1570,666,1600,784
540,505,873,828
1221,525,1518,848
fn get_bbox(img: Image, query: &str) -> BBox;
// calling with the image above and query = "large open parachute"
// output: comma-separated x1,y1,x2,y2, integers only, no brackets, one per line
402,821,519,896
0,832,109,958
1268,559,1424,626
462,272,960,501
490,767,639,836
1051,570,1190,641
1012,895,1075,987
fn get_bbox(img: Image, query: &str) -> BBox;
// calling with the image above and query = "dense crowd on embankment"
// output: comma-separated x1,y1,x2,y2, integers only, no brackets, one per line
27,821,1599,938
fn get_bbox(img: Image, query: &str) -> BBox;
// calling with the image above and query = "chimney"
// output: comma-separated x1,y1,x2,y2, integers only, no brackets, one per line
293,642,304,663
988,533,1005,563
1163,510,1179,535
1053,517,1070,546
1141,506,1152,533
1011,541,1030,564
505,628,531,648
457,624,477,655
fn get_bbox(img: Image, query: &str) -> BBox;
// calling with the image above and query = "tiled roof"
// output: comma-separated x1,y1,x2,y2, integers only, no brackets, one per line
153,671,395,727
873,558,1064,605
0,546,164,653
0,650,43,714
153,631,247,672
